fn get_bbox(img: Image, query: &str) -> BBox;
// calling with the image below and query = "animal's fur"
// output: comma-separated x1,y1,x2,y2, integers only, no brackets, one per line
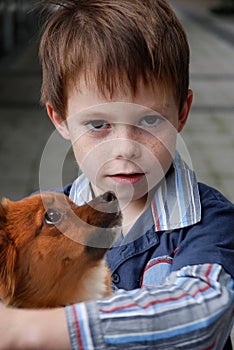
0,191,121,308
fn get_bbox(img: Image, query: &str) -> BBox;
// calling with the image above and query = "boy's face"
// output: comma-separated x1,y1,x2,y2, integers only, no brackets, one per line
47,80,192,203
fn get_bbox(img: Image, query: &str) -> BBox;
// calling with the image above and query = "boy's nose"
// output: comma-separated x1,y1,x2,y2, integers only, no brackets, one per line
112,125,141,160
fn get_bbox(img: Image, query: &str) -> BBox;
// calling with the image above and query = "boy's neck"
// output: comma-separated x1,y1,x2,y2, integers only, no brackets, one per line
90,184,155,237
120,198,146,236
116,193,154,237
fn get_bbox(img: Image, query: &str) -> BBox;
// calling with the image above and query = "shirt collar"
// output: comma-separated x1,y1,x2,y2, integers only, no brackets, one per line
151,152,201,231
69,172,93,206
69,152,201,232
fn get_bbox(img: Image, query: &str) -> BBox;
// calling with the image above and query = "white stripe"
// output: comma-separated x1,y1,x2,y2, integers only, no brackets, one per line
157,184,167,229
175,171,183,226
76,303,94,350
103,307,225,339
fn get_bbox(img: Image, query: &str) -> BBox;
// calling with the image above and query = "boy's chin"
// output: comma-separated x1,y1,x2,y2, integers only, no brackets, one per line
93,178,158,205
112,185,152,206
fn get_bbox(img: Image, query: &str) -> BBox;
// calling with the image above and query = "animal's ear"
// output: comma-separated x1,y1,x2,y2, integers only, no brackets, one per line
0,229,17,305
0,199,17,304
0,198,9,224
0,200,9,255
0,231,9,254
0,231,10,295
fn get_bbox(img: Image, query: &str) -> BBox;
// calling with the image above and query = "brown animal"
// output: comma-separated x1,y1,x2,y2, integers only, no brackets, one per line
0,191,121,308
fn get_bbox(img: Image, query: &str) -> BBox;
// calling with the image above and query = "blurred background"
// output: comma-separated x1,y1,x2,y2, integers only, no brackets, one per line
0,0,78,200
0,0,234,344
0,0,234,202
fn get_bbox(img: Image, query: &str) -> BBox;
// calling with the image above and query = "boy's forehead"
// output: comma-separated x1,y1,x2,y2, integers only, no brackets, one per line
67,78,177,119
70,102,161,122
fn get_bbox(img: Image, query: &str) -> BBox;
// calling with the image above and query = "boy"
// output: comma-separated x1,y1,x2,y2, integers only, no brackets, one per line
0,0,233,349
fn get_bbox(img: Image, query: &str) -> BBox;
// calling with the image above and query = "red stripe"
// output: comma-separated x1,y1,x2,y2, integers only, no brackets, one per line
100,269,213,314
189,264,213,298
152,200,161,231
191,284,210,298
100,287,211,314
205,341,216,350
144,259,173,273
100,292,189,313
72,305,84,350
205,264,213,285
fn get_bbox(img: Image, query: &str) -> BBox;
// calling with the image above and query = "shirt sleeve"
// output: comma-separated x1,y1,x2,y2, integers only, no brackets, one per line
172,184,234,279
65,263,234,349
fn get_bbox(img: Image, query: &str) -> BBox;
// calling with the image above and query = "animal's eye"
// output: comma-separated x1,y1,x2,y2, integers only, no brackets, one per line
44,209,62,225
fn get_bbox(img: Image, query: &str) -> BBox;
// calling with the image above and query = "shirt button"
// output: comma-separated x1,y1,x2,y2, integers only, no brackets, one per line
112,273,120,284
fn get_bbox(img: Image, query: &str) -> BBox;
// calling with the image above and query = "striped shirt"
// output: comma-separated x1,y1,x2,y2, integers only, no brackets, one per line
66,153,234,350
69,152,201,231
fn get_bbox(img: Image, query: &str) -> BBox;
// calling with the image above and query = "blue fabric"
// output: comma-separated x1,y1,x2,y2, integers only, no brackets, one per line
106,183,234,290
63,181,234,349
64,182,234,290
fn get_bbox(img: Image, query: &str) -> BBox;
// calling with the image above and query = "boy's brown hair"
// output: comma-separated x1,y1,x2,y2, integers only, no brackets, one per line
39,0,190,119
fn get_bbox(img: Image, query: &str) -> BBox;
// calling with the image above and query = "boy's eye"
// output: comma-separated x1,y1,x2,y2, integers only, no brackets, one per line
86,120,110,131
140,115,163,127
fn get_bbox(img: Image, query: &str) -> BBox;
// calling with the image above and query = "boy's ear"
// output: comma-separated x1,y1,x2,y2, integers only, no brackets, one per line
178,89,193,132
46,103,71,140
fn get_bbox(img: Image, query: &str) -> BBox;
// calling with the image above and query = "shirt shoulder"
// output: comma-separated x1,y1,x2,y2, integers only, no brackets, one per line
198,182,234,206
172,182,234,278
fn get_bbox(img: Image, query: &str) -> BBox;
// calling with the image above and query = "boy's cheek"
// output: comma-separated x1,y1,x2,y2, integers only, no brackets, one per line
151,146,174,177
145,129,177,167
71,139,105,177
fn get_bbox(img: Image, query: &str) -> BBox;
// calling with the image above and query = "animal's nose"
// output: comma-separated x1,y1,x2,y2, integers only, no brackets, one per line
101,191,117,203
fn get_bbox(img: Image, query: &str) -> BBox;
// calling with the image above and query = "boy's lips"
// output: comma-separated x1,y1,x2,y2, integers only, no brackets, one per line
107,173,145,184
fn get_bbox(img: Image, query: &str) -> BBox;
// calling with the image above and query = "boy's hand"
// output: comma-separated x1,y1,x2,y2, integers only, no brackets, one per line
0,302,36,350
0,302,70,350
0,302,22,349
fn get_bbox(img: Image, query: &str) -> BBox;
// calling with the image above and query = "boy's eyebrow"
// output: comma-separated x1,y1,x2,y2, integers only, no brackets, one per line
148,98,174,110
76,110,111,119
70,103,169,121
